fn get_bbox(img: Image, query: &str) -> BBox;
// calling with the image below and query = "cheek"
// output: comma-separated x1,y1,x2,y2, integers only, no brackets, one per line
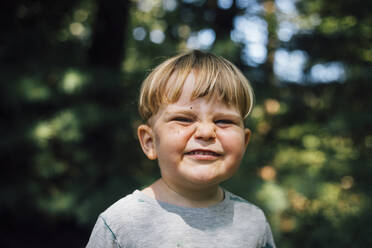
155,125,193,151
168,125,188,138
220,131,246,157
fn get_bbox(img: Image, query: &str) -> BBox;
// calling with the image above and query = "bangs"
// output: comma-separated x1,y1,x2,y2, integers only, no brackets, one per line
139,50,254,121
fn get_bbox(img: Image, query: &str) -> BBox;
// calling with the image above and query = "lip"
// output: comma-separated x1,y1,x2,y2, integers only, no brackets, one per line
184,149,222,161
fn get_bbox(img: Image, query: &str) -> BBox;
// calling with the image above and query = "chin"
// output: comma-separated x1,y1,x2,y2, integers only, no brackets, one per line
186,173,225,186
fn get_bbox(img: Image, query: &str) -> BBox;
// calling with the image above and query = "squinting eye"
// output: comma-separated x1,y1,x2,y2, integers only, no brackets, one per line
173,117,193,123
215,119,234,125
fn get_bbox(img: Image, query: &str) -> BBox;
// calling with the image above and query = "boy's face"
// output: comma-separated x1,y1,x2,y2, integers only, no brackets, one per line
138,72,251,191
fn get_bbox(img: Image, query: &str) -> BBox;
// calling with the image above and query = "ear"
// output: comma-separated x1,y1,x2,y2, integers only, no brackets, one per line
244,128,251,148
137,124,157,160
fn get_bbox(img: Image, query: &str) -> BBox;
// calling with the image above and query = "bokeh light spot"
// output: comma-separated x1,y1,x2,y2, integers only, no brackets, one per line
150,29,165,44
264,99,280,115
259,166,277,181
62,70,84,94
163,0,177,11
187,29,216,50
133,27,147,41
310,62,346,83
217,0,233,9
341,176,354,190
69,22,85,36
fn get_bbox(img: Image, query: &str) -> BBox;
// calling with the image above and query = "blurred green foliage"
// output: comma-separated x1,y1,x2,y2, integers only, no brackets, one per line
1,0,371,247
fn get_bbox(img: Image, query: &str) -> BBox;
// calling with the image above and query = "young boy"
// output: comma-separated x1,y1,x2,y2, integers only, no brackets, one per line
86,50,276,248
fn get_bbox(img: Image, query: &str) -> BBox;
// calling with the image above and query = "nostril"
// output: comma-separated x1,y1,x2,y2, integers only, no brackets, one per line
195,125,216,140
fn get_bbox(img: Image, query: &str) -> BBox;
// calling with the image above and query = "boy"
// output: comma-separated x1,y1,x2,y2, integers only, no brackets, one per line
86,50,276,248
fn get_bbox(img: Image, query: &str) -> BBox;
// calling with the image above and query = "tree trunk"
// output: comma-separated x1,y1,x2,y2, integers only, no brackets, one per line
88,0,130,69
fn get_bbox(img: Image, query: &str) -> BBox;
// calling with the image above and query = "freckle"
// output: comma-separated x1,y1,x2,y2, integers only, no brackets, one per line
190,107,192,109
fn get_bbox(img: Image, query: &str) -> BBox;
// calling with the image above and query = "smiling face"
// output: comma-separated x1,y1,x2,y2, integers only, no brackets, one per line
138,72,251,192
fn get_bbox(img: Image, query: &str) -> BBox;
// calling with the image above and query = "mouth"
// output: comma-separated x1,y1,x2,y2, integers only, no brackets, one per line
185,150,222,157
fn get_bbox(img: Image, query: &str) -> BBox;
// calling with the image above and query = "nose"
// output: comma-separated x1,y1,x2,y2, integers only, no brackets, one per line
194,122,216,141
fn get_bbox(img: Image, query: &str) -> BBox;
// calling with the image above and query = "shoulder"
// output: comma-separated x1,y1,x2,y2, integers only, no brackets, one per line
221,190,276,247
99,190,156,231
87,192,148,247
225,190,267,223
226,190,263,212
102,191,140,216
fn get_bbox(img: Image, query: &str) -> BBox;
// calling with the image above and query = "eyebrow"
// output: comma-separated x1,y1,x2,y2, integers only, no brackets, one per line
164,109,196,117
164,107,242,120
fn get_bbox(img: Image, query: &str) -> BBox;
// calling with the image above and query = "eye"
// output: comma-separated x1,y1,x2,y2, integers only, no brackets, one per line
172,117,193,123
215,119,235,125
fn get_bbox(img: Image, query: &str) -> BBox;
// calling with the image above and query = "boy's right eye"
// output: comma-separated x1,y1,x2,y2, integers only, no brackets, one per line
172,117,192,123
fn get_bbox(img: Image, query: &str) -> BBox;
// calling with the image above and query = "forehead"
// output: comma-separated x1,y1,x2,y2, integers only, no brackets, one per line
165,69,224,102
163,99,242,117
163,74,240,114
167,71,195,103
165,69,243,111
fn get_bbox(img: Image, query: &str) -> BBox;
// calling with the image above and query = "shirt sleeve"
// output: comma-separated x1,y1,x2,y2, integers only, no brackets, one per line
86,215,122,248
261,221,276,248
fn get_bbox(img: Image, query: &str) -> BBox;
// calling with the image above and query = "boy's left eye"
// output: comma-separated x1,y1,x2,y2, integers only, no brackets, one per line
215,119,235,125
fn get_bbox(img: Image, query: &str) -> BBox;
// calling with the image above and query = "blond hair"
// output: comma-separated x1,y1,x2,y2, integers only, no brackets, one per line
138,50,254,122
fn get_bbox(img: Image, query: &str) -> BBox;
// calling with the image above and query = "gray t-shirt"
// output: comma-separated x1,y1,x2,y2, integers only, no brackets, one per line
86,189,276,248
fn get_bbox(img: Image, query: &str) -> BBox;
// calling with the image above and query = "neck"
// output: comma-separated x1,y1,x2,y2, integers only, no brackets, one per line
142,179,224,208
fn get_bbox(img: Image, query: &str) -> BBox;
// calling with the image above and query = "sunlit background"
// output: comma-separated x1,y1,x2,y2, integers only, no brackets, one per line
1,0,372,247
